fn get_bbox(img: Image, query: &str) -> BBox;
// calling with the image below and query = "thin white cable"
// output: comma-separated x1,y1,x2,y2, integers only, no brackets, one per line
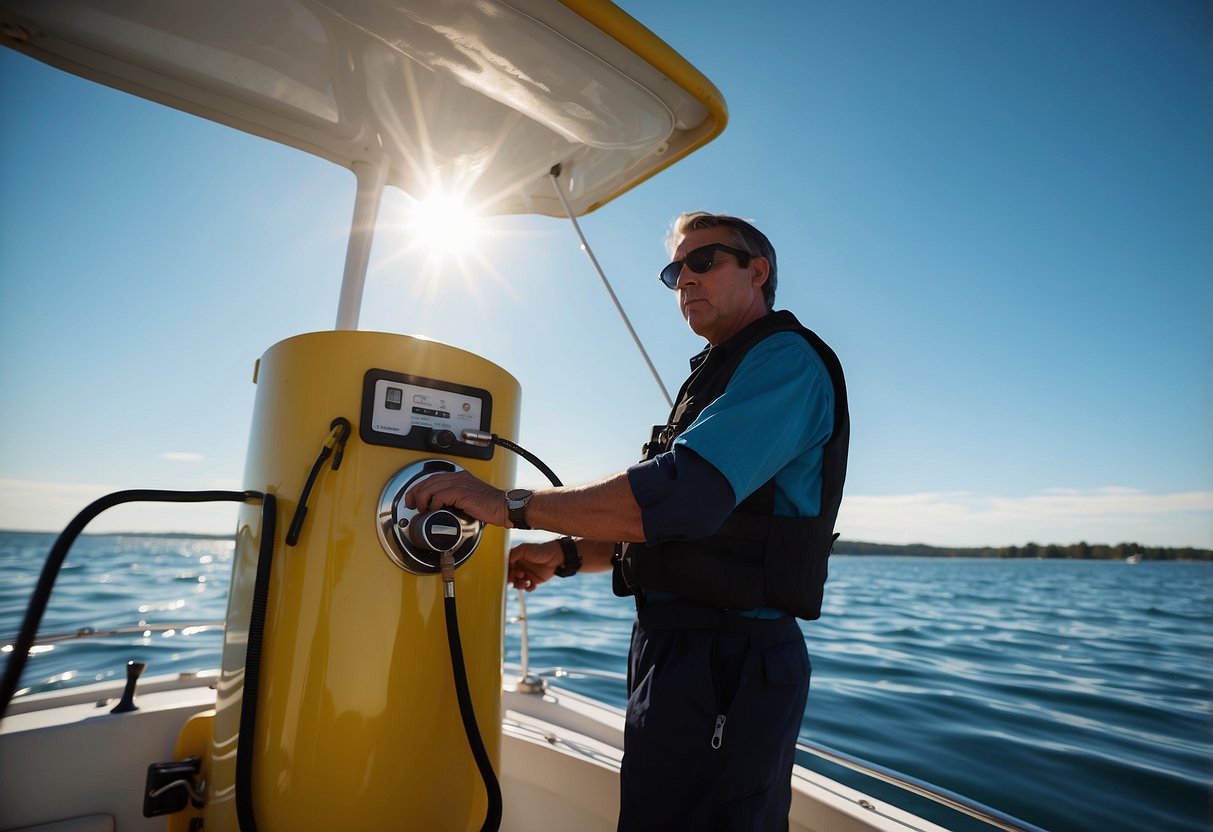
548,171,674,409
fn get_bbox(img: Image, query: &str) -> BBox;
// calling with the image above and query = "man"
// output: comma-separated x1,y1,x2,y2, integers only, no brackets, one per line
405,212,848,830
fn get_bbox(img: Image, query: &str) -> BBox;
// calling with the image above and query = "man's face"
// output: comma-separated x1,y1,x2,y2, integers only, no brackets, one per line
671,227,768,345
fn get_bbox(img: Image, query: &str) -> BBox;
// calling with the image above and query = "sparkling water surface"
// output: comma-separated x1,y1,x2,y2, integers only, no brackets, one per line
2,533,1210,832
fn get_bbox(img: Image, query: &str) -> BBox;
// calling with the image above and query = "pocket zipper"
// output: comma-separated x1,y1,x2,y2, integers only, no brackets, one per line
711,714,726,749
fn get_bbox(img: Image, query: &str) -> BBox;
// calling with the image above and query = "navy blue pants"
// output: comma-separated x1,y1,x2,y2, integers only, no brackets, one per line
617,601,811,831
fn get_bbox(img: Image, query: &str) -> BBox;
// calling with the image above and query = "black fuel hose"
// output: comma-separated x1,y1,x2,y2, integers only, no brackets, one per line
442,552,503,832
0,489,264,722
235,492,276,832
439,436,561,832
491,435,563,487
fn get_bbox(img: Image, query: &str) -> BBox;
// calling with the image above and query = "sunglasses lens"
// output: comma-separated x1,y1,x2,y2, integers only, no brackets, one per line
659,245,720,288
685,247,717,274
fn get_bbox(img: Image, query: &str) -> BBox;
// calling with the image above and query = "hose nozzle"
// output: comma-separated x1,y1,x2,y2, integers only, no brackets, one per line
440,550,456,597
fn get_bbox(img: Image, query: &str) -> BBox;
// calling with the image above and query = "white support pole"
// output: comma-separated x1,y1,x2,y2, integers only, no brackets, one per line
335,159,390,330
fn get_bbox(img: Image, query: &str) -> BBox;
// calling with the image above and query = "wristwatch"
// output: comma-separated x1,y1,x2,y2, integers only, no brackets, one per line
555,536,581,578
505,488,533,530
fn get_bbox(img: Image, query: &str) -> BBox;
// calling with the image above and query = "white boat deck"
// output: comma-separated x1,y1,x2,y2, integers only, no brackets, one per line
0,671,951,832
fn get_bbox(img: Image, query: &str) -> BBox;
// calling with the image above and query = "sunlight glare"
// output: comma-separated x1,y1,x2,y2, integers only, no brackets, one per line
408,188,482,262
369,180,517,327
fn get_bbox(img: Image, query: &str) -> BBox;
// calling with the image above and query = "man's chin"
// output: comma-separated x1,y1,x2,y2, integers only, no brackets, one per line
683,309,711,336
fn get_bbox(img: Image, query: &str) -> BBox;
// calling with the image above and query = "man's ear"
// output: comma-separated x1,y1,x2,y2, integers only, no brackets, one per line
750,256,770,290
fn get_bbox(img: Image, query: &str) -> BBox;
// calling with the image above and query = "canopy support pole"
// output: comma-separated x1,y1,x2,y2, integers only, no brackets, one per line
548,169,673,409
335,159,390,330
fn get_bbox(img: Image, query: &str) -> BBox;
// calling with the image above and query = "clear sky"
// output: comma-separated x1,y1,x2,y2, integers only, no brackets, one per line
1,0,1210,548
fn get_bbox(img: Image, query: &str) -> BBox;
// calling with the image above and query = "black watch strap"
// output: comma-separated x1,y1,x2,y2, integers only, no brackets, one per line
555,536,581,578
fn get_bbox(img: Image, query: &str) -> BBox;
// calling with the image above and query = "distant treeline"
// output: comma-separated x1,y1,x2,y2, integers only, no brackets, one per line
835,541,1212,561
3,530,1209,561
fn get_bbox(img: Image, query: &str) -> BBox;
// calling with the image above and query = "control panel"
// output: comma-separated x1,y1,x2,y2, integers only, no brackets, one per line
360,369,493,459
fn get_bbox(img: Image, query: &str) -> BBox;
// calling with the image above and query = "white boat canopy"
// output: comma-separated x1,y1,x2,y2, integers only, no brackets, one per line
2,0,726,328
0,0,726,218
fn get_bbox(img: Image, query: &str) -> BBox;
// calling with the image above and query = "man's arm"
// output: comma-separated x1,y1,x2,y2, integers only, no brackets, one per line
403,469,646,542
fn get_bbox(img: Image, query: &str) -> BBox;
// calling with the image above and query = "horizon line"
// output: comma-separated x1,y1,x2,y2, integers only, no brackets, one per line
1,528,1209,555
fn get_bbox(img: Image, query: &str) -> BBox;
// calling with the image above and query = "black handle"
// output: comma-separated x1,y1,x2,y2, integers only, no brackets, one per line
111,660,146,713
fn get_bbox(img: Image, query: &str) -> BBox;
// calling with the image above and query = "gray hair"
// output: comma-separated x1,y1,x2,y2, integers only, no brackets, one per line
668,212,778,309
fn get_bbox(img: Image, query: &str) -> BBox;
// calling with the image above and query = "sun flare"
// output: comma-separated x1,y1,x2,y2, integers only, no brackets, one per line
370,181,511,319
407,188,482,262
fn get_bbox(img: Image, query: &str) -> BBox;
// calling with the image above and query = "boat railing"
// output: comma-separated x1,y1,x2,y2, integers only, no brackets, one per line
3,621,226,647
793,738,1050,832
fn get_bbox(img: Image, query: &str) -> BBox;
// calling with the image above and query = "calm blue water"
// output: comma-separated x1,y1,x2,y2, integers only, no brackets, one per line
2,533,1210,832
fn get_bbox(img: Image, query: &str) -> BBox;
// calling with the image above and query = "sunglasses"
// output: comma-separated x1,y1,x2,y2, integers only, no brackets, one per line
659,243,752,289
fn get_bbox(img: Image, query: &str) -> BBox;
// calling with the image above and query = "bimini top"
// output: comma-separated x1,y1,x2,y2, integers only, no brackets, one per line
0,0,726,216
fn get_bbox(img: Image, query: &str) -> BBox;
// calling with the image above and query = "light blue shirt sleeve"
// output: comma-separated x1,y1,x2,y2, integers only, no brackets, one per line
674,331,834,517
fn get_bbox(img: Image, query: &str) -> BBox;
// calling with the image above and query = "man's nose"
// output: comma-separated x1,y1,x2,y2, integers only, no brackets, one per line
675,264,697,289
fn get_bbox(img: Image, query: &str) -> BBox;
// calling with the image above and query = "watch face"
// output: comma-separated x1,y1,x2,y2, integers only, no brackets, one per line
506,488,533,530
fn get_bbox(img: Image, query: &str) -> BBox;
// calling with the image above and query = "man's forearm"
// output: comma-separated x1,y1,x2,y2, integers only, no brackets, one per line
525,471,646,543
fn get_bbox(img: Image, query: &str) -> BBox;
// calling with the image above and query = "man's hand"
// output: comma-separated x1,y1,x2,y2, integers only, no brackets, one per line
403,470,510,527
508,541,564,591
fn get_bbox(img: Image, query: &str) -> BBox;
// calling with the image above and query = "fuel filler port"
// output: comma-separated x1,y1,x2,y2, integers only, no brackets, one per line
376,459,484,573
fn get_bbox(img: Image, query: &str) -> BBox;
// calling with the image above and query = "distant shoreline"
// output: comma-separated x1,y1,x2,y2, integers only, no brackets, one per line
1,529,1209,561
834,540,1212,561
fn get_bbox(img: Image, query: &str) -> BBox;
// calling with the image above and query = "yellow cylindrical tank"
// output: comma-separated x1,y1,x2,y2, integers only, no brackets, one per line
204,331,519,831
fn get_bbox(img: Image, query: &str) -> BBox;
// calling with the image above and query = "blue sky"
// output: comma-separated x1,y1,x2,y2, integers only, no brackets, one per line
1,0,1210,547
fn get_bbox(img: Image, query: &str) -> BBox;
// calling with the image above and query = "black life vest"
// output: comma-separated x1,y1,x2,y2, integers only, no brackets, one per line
613,310,849,620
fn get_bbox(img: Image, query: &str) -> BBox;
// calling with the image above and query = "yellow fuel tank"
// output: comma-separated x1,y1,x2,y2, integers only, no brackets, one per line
205,331,519,830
